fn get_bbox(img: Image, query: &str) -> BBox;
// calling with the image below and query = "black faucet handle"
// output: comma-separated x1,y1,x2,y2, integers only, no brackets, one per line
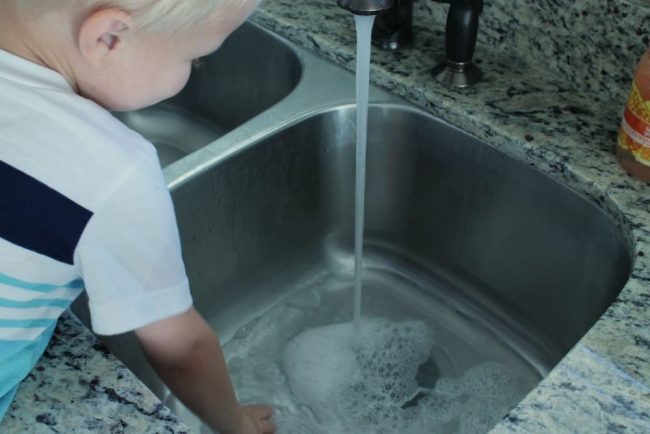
434,0,483,63
337,0,395,15
432,0,483,87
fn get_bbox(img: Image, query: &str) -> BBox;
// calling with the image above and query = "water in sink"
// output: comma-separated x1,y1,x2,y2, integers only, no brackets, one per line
217,265,540,434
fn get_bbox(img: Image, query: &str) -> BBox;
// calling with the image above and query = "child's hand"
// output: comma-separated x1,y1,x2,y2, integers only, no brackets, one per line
234,404,277,434
136,308,276,434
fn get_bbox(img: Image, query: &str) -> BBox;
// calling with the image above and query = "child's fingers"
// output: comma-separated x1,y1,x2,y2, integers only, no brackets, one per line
245,404,274,420
243,404,277,433
258,417,277,434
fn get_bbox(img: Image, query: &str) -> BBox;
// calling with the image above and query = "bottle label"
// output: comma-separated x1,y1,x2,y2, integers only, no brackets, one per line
619,81,650,166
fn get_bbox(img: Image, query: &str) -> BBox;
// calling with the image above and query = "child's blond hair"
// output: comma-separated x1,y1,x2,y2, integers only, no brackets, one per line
15,0,256,32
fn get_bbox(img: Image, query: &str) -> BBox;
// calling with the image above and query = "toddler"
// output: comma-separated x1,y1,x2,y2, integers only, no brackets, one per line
0,1,275,433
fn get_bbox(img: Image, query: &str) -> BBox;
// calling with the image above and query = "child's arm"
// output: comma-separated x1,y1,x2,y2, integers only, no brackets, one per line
134,307,276,434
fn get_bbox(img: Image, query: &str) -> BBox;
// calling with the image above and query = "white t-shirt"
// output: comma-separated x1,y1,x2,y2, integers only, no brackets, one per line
0,49,193,418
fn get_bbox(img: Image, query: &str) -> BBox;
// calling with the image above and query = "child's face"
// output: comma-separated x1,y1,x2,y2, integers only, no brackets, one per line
81,5,253,111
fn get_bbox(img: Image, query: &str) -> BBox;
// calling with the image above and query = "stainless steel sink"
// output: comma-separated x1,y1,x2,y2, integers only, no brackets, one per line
73,19,632,434
113,22,302,167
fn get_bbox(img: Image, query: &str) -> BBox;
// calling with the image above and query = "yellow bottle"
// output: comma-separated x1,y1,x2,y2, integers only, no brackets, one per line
617,49,650,181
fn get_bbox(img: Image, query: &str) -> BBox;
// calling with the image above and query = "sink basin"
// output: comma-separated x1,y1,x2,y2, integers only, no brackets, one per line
85,103,630,433
113,21,302,167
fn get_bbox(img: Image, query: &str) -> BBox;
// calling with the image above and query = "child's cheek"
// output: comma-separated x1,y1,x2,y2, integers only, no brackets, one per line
164,63,193,100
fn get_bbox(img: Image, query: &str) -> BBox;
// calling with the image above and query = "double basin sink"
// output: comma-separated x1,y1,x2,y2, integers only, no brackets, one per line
75,21,631,433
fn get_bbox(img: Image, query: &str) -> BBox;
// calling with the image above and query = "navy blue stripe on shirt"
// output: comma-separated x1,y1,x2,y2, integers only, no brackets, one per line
0,161,93,265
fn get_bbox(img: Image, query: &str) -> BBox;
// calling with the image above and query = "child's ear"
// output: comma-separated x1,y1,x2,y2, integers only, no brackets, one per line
78,8,132,66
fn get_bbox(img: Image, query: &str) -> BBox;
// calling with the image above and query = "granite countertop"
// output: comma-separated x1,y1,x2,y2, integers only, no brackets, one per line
3,0,650,432
0,312,190,433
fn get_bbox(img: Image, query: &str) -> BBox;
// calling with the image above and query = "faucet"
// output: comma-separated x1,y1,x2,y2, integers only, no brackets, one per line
336,0,395,15
341,0,484,87
372,0,414,50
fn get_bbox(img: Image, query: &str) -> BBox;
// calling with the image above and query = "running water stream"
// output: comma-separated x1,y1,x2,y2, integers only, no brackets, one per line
352,14,375,344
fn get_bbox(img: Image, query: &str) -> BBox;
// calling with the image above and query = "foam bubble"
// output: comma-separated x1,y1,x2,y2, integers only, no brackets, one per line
281,319,531,434
406,361,532,434
282,318,435,434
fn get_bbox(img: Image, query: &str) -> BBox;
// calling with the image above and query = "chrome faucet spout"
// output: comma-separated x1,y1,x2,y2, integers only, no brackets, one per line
337,0,394,15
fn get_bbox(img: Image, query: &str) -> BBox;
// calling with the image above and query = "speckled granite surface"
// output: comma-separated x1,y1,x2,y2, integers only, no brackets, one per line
250,0,650,433
2,0,650,432
1,312,190,433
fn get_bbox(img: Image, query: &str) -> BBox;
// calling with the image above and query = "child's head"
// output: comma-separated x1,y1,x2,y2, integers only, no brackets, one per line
4,0,259,110
15,0,255,33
